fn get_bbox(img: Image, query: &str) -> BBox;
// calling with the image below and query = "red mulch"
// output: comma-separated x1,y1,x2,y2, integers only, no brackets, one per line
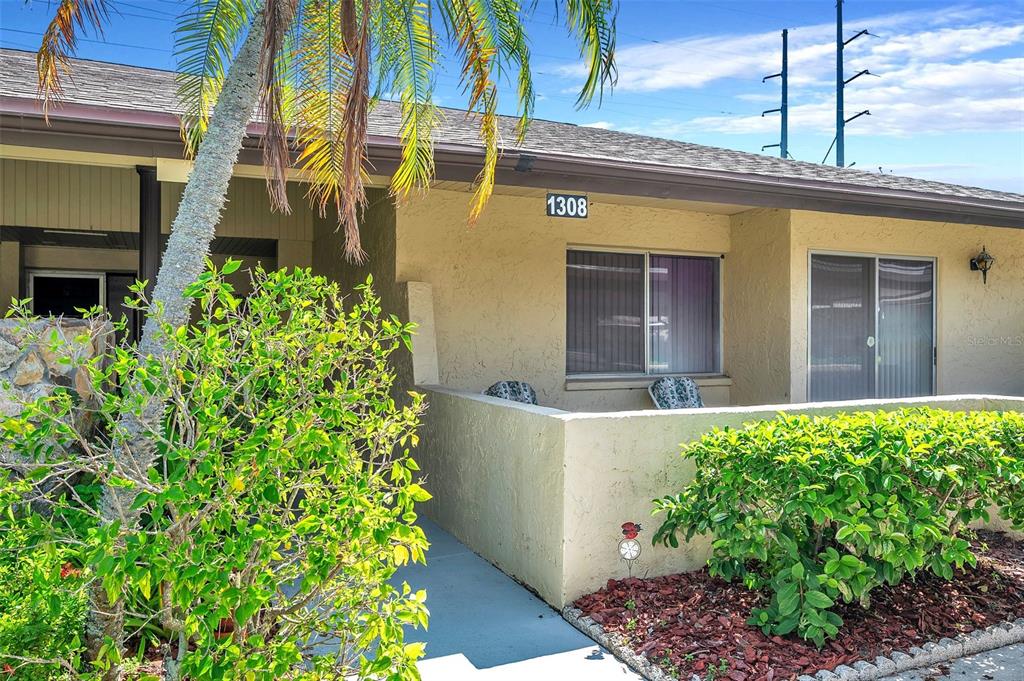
574,531,1024,681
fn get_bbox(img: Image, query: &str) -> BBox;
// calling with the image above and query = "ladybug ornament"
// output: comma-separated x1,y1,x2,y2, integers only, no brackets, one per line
618,522,643,566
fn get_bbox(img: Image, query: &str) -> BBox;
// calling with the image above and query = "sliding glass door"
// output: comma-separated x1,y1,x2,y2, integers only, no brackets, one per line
809,253,934,402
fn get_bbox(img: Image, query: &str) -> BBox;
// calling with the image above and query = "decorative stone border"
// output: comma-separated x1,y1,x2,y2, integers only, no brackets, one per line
562,606,1024,681
562,605,676,681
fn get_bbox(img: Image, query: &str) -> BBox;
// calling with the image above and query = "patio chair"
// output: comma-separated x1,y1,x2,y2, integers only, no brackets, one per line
648,376,704,410
483,380,538,405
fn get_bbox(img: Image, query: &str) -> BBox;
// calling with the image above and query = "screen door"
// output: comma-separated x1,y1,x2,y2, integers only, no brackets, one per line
810,254,934,401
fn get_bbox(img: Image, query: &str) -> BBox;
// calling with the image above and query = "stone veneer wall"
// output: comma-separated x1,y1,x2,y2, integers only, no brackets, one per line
0,319,109,424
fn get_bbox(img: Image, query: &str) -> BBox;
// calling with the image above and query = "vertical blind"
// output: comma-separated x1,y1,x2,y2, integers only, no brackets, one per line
810,254,935,402
566,250,645,374
649,255,720,374
810,255,876,401
878,258,934,398
566,250,720,375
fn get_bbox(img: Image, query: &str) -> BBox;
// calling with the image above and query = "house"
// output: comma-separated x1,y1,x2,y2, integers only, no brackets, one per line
2,48,1022,607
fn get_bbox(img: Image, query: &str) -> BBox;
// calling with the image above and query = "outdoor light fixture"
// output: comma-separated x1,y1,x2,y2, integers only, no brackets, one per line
970,246,995,284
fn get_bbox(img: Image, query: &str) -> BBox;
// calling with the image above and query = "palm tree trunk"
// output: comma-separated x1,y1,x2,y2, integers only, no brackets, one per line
85,16,267,678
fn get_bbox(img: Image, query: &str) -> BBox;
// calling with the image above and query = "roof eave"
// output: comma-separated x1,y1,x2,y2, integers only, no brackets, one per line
3,97,1022,229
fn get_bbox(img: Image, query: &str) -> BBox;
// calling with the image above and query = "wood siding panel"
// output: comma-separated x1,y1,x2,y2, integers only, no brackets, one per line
160,177,313,241
0,159,138,231
0,160,313,240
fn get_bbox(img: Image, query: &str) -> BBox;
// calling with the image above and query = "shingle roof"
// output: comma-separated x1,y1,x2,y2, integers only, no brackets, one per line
1,48,1021,205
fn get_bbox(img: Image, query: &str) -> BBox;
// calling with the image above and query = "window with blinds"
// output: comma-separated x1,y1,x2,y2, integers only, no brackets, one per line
566,249,721,376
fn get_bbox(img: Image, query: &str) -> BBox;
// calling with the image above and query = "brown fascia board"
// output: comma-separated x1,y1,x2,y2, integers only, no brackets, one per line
3,96,1022,229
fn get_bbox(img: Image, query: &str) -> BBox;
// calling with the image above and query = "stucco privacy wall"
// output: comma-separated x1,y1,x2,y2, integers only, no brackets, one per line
558,393,1024,604
415,387,1024,608
396,189,732,411
787,212,1024,402
724,209,792,405
417,386,569,605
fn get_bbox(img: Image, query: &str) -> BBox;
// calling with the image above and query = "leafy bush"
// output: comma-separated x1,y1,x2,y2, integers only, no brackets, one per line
0,524,88,680
653,408,1024,647
1,265,429,680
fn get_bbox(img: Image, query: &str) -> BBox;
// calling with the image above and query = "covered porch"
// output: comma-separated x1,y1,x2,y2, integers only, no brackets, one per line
0,152,321,326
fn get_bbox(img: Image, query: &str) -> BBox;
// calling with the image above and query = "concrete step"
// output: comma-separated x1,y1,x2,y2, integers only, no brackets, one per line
418,653,482,680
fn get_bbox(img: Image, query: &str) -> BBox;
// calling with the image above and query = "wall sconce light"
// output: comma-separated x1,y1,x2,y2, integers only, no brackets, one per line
970,246,995,284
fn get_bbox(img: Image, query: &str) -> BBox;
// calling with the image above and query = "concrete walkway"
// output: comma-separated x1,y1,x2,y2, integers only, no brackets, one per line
393,518,641,680
394,519,1021,681
879,644,1024,681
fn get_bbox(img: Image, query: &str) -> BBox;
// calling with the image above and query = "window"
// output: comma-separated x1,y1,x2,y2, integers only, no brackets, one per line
28,270,140,342
566,249,721,376
28,270,105,318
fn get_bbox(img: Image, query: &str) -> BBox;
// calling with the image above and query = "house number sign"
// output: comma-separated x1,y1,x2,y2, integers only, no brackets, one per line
546,193,588,218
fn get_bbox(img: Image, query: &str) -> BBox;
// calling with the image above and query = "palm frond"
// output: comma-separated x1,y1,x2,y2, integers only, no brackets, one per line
335,0,372,262
36,0,111,118
490,0,534,142
468,91,499,223
258,0,300,213
175,0,255,156
294,0,359,255
562,0,617,107
439,0,533,222
387,0,440,202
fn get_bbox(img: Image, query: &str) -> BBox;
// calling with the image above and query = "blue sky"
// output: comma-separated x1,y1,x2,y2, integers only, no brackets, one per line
2,0,1022,192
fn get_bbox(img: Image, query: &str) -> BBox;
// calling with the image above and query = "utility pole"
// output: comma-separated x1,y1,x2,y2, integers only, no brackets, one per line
834,0,872,167
761,29,789,159
836,0,845,167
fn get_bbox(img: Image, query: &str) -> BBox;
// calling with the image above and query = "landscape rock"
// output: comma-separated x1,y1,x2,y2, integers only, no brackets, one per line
13,351,45,386
0,336,19,371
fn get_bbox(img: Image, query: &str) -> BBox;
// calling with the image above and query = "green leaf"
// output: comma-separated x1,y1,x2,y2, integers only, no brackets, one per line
408,484,432,502
804,590,834,609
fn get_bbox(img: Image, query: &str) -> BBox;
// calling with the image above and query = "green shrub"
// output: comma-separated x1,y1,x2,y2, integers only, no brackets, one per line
0,524,88,680
1,265,429,680
653,408,1024,647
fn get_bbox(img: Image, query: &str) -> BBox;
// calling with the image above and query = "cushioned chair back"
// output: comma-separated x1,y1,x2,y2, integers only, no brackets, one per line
483,381,538,405
648,376,704,409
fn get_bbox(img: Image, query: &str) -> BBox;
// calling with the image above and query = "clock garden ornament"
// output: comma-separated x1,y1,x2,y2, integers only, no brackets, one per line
618,522,642,576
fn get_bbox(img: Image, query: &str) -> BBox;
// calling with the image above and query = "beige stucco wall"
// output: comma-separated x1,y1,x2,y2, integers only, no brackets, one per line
724,209,792,405
559,393,1024,603
418,387,568,605
396,189,732,411
416,388,1024,608
398,199,1022,409
786,211,1024,401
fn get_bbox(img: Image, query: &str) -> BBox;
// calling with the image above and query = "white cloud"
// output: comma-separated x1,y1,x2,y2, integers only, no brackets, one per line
555,6,1007,92
683,57,1024,137
580,121,615,129
557,6,1024,138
